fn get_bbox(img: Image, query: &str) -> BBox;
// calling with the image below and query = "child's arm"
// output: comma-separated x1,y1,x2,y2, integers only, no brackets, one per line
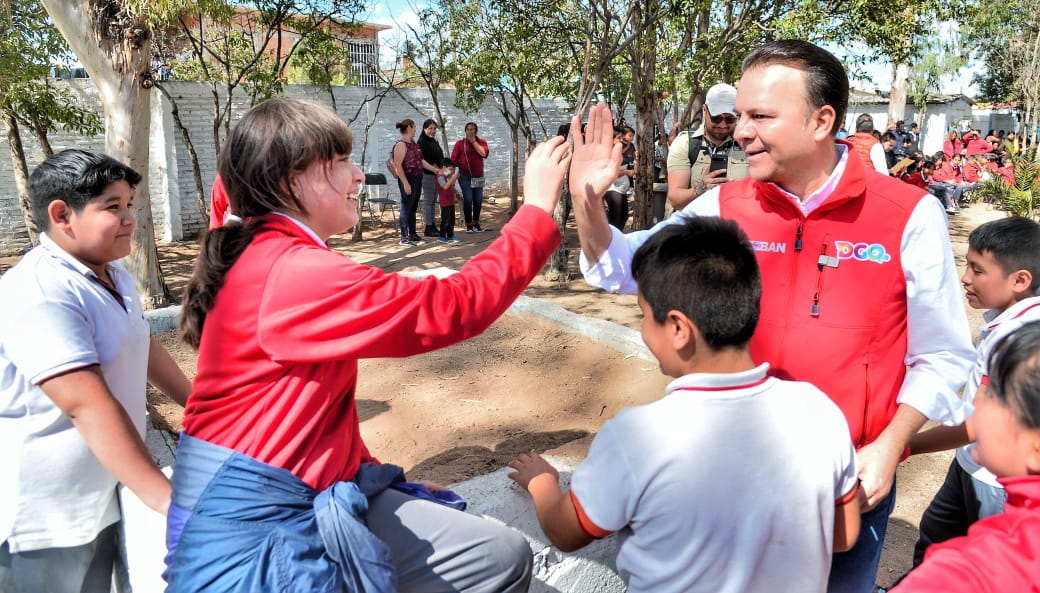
508,453,594,552
147,337,192,406
908,382,980,455
40,366,171,515
833,485,863,552
908,423,971,456
449,170,460,185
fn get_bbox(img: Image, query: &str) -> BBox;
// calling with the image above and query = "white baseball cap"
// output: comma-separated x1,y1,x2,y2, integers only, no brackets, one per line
704,83,737,116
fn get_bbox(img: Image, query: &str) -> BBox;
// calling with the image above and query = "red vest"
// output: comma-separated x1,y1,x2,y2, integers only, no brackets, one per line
846,132,879,172
719,154,926,448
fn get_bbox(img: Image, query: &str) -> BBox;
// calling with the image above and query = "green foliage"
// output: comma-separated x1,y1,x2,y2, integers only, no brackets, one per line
975,145,1040,218
0,0,103,141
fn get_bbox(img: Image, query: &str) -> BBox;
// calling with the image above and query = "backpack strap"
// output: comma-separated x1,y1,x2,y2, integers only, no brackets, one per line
687,127,703,168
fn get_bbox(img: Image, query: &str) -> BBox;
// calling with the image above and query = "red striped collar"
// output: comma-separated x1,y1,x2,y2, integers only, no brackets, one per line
665,363,772,394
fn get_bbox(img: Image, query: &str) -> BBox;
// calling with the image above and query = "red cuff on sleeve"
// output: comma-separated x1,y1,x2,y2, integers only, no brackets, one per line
835,482,860,507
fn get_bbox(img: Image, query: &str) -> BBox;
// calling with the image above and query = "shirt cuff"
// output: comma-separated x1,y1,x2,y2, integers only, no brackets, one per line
897,371,970,426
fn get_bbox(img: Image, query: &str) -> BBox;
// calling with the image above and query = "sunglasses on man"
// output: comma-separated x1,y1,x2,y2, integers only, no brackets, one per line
709,113,737,125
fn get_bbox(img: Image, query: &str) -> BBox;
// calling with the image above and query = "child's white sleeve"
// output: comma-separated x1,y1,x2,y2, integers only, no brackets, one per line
6,301,98,385
568,420,635,534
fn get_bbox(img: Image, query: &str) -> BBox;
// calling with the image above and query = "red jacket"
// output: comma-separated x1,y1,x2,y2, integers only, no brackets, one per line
902,172,930,189
943,139,964,159
451,137,490,178
183,208,560,490
934,163,964,184
964,134,994,157
892,475,1040,593
719,153,924,448
209,175,230,230
963,162,981,183
846,132,879,172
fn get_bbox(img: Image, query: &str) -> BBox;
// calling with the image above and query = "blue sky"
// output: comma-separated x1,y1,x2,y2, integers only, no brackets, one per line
363,2,981,96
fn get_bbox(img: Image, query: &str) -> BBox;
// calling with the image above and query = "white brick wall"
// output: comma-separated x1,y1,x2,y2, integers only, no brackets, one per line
0,80,579,255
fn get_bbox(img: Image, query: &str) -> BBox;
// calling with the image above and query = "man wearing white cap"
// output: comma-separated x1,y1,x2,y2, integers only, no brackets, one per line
665,83,749,210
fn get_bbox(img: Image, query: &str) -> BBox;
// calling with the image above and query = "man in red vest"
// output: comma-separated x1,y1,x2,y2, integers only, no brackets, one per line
846,114,888,175
568,40,974,593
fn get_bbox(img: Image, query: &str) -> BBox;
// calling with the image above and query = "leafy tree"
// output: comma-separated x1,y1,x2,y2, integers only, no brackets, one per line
1,0,102,247
149,0,364,220
966,0,1040,144
41,0,173,308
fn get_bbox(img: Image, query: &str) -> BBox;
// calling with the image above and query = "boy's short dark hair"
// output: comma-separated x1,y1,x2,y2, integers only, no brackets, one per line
29,149,141,231
881,131,897,143
987,321,1040,429
968,217,1040,292
631,216,761,349
441,158,454,167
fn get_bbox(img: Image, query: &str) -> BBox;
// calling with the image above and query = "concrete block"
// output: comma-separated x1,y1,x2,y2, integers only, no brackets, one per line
452,464,624,593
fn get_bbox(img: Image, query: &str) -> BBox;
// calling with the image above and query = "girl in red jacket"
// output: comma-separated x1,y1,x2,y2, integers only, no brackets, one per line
893,322,1040,592
169,98,570,593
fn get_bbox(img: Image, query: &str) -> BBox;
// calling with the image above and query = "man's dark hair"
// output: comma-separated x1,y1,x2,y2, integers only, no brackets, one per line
968,217,1040,291
922,160,936,171
987,321,1040,430
855,115,874,133
881,131,897,144
29,149,141,232
632,216,761,349
742,40,849,136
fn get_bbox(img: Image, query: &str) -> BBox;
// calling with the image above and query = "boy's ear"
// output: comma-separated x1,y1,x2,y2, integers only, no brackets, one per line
666,310,697,352
1010,269,1033,296
47,200,73,228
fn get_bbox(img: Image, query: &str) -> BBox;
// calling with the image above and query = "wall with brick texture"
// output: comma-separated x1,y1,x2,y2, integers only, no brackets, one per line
0,80,583,256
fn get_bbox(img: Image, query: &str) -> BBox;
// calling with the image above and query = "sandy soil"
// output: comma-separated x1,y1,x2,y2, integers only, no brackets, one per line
116,197,1006,588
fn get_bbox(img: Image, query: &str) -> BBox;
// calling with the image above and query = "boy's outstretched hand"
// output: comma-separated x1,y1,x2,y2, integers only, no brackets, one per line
508,452,559,490
522,136,571,215
569,103,623,206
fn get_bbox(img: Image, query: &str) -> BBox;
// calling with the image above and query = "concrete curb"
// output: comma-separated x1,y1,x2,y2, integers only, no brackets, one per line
139,267,630,592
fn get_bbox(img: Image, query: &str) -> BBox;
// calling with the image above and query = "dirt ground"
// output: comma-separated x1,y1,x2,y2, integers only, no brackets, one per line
99,196,1007,588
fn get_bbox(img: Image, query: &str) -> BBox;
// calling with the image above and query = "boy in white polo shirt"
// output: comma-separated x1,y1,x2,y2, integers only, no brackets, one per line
509,216,862,593
0,150,191,593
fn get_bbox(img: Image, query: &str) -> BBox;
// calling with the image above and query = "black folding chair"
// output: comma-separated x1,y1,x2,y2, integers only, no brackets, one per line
361,173,397,224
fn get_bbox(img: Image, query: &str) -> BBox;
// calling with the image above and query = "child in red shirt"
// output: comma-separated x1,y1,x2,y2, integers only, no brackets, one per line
893,322,1040,593
167,98,571,593
437,158,461,244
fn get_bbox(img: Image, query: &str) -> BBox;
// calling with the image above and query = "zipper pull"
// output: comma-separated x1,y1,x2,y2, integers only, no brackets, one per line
795,222,803,251
811,292,820,317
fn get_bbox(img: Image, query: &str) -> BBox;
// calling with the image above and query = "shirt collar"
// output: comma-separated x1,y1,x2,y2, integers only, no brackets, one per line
774,144,849,216
270,212,326,247
38,232,106,279
983,295,1040,327
664,363,772,396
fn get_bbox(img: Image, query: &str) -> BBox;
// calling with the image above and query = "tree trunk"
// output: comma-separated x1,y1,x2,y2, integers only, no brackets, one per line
41,0,172,309
630,0,658,230
509,121,520,214
155,81,206,219
3,109,39,247
888,62,910,125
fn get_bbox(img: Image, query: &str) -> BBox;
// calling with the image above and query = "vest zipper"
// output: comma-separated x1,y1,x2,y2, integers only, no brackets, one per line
776,216,807,374
811,242,831,317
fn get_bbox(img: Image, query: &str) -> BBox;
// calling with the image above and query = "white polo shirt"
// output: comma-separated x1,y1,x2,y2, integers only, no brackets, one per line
570,364,858,593
0,233,149,553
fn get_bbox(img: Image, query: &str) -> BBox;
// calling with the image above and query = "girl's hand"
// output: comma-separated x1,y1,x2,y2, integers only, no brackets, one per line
521,136,570,215
403,182,412,194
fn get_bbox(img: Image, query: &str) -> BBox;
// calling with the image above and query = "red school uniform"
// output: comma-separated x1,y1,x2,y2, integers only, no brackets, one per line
183,208,560,490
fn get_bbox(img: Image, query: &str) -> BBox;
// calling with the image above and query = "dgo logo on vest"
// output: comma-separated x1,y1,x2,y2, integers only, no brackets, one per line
834,241,892,264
